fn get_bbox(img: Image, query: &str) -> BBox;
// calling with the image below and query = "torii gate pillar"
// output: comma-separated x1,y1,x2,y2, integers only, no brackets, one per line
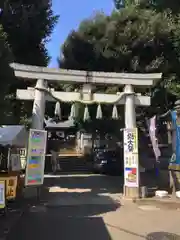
124,85,136,128
32,79,46,130
124,84,139,199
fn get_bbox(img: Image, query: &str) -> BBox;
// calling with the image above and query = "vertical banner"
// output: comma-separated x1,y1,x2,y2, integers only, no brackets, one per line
147,116,161,160
124,128,139,187
169,111,180,170
0,180,5,209
25,129,47,186
6,176,17,200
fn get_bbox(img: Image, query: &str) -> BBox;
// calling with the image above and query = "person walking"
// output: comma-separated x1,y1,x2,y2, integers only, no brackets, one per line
50,150,60,173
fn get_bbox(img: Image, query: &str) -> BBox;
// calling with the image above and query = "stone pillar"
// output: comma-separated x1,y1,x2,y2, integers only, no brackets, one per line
123,85,140,199
32,79,46,130
124,85,136,128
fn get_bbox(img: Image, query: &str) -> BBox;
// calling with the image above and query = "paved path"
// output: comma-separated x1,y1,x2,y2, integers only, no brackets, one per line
6,174,180,240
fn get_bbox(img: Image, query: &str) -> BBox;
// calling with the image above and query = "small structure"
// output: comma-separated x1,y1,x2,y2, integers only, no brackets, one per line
45,118,78,156
0,125,28,201
0,125,28,148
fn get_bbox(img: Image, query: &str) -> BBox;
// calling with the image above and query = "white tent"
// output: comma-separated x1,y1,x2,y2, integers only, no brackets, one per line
0,125,28,147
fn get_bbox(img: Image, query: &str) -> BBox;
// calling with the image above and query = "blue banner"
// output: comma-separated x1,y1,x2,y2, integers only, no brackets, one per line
169,111,180,170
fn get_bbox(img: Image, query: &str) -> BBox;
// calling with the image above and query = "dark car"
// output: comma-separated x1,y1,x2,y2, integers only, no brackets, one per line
92,147,123,175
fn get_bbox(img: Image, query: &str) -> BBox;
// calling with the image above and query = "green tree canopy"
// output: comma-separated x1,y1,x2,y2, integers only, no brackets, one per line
0,0,58,124
59,7,180,117
113,0,125,9
0,25,12,80
0,0,58,66
116,0,180,13
0,24,15,124
138,0,180,13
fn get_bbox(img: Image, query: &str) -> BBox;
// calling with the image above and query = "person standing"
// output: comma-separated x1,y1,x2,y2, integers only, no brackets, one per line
50,150,60,173
50,150,57,173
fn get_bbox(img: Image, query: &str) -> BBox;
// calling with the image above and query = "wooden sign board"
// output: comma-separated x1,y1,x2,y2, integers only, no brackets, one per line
0,176,18,200
0,180,5,208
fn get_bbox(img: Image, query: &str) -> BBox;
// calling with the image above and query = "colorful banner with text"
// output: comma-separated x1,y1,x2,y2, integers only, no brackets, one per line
124,128,139,187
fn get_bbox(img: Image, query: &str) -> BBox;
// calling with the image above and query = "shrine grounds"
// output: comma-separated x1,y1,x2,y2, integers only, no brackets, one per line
0,173,180,240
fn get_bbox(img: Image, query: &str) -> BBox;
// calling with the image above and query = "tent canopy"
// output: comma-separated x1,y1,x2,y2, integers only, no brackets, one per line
0,125,28,147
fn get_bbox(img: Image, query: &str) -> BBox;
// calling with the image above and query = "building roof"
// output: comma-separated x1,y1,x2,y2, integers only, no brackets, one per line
0,125,28,147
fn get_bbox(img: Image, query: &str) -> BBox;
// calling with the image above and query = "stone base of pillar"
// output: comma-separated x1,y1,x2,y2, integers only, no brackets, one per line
123,185,140,200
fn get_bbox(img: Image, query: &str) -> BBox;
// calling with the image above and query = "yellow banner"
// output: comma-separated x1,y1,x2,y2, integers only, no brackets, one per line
28,164,40,169
0,176,17,200
0,180,5,208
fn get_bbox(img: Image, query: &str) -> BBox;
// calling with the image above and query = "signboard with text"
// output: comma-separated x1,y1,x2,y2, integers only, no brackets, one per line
123,128,139,187
6,176,17,199
0,176,17,200
19,148,27,169
0,180,5,208
25,129,47,186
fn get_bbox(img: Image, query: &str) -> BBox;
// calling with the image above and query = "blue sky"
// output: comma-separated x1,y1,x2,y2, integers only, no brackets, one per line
46,0,114,68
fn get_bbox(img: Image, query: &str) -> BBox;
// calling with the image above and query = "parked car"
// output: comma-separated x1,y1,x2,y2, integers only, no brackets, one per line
92,147,123,175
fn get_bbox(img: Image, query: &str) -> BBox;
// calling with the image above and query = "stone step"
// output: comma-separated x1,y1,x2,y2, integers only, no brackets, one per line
45,156,92,173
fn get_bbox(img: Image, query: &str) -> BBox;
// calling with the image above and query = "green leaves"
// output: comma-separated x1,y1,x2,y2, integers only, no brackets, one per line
0,24,15,124
0,0,59,66
59,5,180,117
0,0,58,124
113,0,125,9
60,7,177,75
121,0,180,13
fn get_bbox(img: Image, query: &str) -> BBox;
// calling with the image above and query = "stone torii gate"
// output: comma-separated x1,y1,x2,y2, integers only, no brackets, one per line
10,63,162,199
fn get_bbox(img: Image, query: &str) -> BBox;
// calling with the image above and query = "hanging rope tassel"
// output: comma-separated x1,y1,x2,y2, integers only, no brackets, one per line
69,103,76,120
112,105,118,119
96,104,103,119
54,101,61,120
83,105,90,122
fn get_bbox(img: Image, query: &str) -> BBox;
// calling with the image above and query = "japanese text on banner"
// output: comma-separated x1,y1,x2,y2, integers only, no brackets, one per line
124,128,138,153
125,153,138,168
124,128,139,187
